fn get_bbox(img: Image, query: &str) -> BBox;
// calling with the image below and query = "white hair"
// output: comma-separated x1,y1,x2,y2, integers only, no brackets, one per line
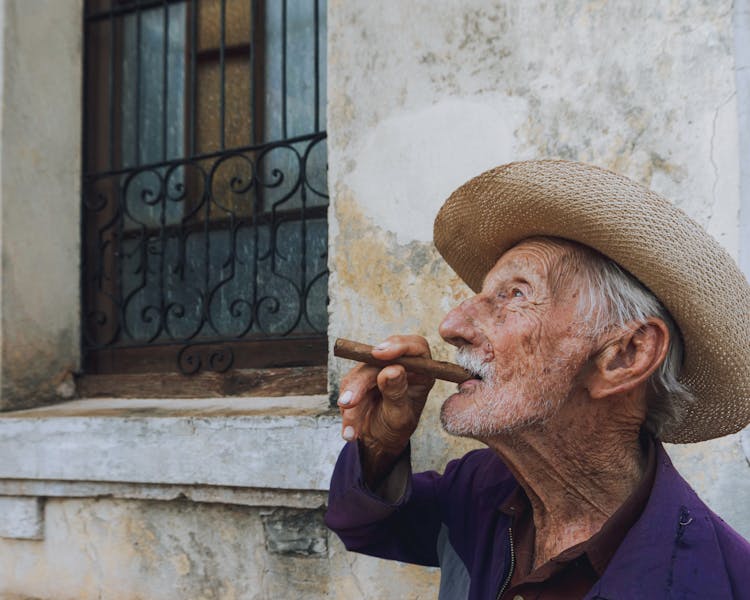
570,248,694,438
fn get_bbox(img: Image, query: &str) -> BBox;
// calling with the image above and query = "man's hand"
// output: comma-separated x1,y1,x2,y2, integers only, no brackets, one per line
337,335,435,487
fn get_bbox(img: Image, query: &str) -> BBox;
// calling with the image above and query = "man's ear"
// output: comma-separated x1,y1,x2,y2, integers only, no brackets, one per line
587,318,670,400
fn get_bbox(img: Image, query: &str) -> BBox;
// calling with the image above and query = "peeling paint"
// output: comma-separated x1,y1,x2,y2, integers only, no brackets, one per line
330,189,467,349
262,509,328,557
347,96,528,244
169,552,191,576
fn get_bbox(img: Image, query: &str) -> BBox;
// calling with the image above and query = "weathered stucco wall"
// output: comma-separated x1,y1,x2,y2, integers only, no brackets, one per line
0,497,439,600
327,0,749,563
0,0,81,411
736,0,750,278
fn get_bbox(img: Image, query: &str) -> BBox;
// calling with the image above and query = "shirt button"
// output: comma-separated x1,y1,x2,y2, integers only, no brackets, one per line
513,596,524,600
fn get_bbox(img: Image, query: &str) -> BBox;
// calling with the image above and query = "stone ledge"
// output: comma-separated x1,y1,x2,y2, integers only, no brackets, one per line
0,396,343,491
0,480,327,510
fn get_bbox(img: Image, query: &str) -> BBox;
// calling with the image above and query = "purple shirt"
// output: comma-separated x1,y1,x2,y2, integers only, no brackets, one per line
325,440,750,599
498,434,656,598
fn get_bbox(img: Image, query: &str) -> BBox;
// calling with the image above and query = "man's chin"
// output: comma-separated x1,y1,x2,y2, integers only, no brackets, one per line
439,414,476,439
439,394,504,439
439,392,547,439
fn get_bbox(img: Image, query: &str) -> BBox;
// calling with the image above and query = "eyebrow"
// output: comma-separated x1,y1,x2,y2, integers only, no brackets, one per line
482,270,537,293
481,251,550,290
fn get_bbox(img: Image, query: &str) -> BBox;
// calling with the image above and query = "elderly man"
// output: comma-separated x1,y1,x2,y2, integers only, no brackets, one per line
325,161,750,599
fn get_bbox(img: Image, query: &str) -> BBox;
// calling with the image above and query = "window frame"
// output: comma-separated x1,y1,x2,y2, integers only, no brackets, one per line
80,0,329,397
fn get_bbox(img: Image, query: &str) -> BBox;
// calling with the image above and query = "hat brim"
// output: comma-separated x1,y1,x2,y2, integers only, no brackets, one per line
433,160,750,443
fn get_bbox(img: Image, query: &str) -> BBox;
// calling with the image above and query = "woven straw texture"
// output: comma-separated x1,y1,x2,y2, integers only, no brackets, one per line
434,160,750,443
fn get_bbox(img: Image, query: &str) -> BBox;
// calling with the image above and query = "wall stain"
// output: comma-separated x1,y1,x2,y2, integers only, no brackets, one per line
331,188,470,360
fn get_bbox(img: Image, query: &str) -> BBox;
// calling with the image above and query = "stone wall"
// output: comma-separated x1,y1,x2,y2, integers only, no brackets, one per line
0,498,439,600
0,0,81,411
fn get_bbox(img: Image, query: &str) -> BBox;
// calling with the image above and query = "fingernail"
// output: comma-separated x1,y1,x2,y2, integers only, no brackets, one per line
374,341,391,351
338,390,353,406
342,426,355,441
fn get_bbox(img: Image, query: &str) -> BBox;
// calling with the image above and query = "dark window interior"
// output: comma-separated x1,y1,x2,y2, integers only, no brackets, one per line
81,0,328,395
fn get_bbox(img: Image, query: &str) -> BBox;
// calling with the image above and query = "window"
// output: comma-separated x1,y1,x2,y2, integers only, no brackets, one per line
81,0,328,394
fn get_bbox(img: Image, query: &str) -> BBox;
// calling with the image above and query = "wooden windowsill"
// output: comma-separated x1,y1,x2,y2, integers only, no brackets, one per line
77,365,327,399
0,395,334,419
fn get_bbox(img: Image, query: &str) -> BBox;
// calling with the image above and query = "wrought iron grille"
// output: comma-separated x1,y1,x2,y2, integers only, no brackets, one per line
82,0,328,375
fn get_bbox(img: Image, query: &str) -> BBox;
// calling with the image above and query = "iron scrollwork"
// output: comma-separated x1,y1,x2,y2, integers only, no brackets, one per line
82,134,329,374
177,343,235,375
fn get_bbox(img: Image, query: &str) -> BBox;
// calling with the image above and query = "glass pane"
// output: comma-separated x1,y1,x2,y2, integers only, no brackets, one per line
121,4,186,228
263,0,325,141
195,56,253,155
121,5,186,166
198,0,251,51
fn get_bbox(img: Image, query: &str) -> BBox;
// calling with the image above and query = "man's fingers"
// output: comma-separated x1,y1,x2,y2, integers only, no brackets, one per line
340,401,361,441
371,335,431,361
377,364,409,404
337,364,381,440
337,364,380,409
335,340,428,443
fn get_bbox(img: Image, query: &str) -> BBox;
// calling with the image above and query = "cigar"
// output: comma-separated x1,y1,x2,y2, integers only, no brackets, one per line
333,338,471,384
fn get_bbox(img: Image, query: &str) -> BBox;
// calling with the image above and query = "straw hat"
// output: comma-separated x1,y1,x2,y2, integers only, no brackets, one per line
433,159,750,443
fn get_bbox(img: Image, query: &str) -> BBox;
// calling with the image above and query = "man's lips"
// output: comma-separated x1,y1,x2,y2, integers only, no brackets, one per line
458,377,482,391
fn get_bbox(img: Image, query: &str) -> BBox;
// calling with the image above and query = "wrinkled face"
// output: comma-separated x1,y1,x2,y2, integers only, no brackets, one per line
438,238,596,439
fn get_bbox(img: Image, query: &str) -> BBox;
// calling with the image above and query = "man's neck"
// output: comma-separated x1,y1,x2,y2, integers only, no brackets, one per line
484,392,648,569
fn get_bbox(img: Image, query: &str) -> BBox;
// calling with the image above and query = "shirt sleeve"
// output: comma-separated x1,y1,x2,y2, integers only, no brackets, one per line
324,440,444,567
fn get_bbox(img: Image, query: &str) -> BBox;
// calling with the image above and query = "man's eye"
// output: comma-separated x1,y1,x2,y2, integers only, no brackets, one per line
512,288,524,298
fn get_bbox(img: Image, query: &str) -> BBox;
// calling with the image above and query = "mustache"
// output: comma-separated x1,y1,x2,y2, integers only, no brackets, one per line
454,347,495,380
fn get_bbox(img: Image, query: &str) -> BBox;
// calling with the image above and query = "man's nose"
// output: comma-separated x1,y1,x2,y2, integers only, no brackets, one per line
439,296,482,347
